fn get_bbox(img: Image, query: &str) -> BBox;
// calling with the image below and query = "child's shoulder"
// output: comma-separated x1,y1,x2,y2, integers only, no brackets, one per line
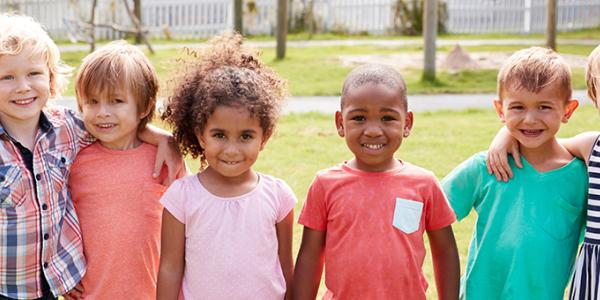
257,172,294,191
43,105,81,127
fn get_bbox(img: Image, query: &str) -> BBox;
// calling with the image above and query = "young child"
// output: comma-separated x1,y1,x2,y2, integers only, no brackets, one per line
64,41,167,299
486,45,600,299
293,64,460,300
156,32,296,300
0,13,181,300
443,47,587,299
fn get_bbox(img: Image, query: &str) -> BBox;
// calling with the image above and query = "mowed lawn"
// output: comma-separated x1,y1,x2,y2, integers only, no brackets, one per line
179,105,598,299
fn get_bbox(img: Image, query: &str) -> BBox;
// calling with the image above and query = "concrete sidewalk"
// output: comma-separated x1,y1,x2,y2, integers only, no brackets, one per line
58,38,598,53
53,90,592,115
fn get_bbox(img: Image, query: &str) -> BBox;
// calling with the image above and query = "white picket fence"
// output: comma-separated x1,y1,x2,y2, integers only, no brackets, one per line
1,0,599,40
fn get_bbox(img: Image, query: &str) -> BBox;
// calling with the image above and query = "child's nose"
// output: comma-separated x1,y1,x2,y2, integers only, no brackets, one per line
523,111,539,124
364,123,383,137
97,104,111,117
15,78,31,93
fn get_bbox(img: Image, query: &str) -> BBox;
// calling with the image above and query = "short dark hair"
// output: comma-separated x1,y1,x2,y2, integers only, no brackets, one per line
340,64,407,110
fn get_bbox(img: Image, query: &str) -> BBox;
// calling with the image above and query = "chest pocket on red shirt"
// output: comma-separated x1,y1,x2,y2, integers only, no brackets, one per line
392,198,423,234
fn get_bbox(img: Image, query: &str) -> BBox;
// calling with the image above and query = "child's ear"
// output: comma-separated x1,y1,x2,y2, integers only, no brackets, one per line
335,111,345,137
562,99,579,123
138,99,155,120
195,128,206,149
260,130,273,151
402,111,414,138
493,99,506,122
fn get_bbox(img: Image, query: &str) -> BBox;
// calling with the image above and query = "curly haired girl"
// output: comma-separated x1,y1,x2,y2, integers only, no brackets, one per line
156,32,296,300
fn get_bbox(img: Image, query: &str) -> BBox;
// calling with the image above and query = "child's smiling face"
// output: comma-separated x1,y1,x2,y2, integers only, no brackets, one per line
80,87,146,150
494,81,578,151
336,83,413,172
196,105,268,179
0,48,50,129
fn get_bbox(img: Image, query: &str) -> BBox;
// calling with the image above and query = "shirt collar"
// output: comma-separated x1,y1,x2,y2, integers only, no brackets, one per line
0,111,54,138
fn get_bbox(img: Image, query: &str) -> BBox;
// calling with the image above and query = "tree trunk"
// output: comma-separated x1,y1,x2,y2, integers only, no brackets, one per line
134,0,142,44
546,0,557,50
234,0,243,34
90,0,98,52
276,0,288,60
422,0,437,81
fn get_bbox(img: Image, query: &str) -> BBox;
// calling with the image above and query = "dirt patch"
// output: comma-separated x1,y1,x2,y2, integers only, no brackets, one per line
339,47,588,72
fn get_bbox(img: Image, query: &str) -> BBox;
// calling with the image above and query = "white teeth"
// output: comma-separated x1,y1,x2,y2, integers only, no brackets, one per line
363,144,383,150
12,98,35,105
97,123,115,128
222,160,239,165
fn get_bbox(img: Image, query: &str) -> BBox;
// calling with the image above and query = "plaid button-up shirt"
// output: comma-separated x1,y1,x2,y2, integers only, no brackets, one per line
0,106,93,299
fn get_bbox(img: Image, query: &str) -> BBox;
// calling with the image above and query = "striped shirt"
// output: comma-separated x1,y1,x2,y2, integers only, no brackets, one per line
0,106,93,299
584,136,600,244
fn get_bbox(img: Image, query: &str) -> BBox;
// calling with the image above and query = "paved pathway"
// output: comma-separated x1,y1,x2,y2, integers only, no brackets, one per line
58,38,598,53
54,90,592,115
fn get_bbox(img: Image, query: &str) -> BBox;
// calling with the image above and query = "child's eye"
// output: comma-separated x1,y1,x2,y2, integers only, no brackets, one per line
85,99,98,105
509,105,524,110
539,105,552,110
241,134,254,141
28,71,42,76
113,98,125,104
382,115,397,121
0,75,13,80
350,116,366,122
212,133,225,139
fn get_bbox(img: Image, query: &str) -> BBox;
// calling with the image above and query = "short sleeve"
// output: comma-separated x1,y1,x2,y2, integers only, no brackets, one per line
160,179,186,224
441,153,485,221
298,175,328,231
276,180,298,223
424,177,457,231
65,108,95,150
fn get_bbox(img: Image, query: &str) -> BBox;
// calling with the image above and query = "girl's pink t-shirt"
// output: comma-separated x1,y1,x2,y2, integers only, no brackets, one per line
161,173,297,299
69,142,167,299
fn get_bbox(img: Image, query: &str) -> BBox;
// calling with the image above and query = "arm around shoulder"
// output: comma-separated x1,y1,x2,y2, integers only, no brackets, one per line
560,131,600,163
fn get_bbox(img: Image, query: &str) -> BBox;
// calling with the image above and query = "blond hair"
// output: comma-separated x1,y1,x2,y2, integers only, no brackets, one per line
586,45,600,104
75,41,159,131
0,13,71,98
497,47,572,101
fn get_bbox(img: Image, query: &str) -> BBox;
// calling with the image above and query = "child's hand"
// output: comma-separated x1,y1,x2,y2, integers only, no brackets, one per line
154,136,186,186
63,283,84,300
486,126,522,182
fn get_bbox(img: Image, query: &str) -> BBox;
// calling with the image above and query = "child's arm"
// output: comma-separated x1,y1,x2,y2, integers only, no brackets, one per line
488,127,600,180
427,225,460,300
486,126,522,182
560,131,600,164
276,211,294,300
156,209,185,300
138,125,187,185
292,227,326,300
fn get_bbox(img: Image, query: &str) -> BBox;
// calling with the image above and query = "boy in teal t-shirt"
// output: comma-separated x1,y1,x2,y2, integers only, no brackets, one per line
442,47,588,300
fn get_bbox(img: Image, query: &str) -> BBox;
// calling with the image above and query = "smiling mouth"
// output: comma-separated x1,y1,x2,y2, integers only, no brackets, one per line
362,143,384,150
221,160,241,165
96,123,116,128
11,97,36,105
520,129,543,137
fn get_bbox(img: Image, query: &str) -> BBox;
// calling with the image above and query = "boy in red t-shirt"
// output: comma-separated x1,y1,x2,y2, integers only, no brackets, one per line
293,64,460,300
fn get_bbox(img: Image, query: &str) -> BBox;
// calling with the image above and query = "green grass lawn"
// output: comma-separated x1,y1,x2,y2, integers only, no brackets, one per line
59,43,594,98
179,105,599,299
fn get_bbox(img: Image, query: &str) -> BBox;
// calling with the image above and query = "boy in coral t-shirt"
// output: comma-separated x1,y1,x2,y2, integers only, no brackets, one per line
293,64,459,300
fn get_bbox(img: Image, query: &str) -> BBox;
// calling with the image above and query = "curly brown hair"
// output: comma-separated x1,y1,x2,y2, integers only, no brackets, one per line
162,32,287,164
